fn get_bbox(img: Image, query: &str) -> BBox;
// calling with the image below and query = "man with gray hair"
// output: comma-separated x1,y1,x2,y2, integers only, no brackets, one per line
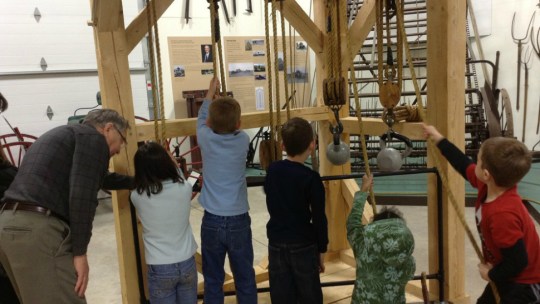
0,109,130,303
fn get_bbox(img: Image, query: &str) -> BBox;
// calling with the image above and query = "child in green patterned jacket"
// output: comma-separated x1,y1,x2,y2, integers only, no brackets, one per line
347,174,416,304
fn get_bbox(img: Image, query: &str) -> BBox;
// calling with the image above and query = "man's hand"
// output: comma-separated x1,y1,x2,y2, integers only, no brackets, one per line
73,255,89,298
319,253,325,273
205,77,221,100
477,262,493,281
422,123,445,144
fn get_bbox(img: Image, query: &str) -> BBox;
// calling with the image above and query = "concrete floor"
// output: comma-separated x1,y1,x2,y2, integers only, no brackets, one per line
85,186,540,303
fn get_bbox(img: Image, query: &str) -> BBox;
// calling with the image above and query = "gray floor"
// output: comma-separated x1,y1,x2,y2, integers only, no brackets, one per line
86,186,540,303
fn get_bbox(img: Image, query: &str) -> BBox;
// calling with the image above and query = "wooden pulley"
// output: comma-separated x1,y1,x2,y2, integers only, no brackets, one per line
323,77,346,107
379,81,401,109
259,137,280,171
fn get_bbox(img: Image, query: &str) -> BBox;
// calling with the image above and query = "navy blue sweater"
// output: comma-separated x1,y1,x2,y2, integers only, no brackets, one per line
264,160,328,253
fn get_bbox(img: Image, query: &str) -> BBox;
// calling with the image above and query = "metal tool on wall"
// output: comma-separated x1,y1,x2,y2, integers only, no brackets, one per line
520,47,532,143
511,11,535,111
531,27,540,134
185,0,191,23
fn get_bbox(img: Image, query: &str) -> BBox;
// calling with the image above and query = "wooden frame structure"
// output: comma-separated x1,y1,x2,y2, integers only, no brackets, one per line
89,0,468,302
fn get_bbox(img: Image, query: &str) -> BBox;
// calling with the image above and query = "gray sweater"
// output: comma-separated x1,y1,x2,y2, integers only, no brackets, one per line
130,179,197,265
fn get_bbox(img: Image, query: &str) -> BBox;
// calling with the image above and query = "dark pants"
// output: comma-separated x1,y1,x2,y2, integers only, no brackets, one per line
268,242,322,304
0,264,19,304
201,211,257,304
477,281,540,304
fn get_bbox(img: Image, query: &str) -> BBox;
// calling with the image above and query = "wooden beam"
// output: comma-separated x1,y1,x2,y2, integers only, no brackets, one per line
426,0,469,303
341,117,424,139
342,0,376,70
125,0,174,53
91,0,122,32
277,0,324,54
135,106,329,141
91,2,142,301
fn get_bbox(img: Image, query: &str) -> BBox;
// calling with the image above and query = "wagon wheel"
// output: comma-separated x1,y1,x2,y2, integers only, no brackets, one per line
499,89,514,138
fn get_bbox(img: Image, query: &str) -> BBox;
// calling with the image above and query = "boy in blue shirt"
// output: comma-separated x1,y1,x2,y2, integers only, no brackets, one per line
197,78,257,304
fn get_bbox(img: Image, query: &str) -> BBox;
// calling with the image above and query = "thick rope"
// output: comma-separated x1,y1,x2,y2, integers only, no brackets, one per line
150,0,166,144
345,0,377,213
376,0,384,90
145,0,160,142
263,0,276,160
209,0,219,81
395,1,500,301
279,1,291,120
271,0,282,147
208,0,227,95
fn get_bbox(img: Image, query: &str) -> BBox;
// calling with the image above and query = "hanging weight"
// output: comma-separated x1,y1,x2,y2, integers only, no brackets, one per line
377,130,413,171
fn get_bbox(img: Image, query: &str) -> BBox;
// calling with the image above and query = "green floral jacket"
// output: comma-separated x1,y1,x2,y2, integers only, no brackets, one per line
346,191,416,304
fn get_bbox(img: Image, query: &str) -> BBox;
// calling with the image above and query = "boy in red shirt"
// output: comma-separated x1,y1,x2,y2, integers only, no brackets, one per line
424,124,540,304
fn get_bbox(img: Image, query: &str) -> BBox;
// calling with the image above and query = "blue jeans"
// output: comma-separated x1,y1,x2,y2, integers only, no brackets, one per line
147,256,197,304
201,211,257,304
268,242,322,304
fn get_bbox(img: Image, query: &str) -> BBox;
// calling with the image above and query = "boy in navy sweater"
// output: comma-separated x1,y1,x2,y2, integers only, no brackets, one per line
264,117,328,304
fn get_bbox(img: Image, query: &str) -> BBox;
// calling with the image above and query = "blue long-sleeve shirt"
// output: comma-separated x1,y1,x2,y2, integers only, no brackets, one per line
196,99,250,216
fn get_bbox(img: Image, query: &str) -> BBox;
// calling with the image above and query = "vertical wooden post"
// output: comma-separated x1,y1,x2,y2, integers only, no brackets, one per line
426,0,469,303
314,0,351,253
91,0,141,302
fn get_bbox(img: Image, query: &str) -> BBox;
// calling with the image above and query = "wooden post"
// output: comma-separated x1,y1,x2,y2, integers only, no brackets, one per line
90,0,141,302
426,0,469,303
314,0,352,253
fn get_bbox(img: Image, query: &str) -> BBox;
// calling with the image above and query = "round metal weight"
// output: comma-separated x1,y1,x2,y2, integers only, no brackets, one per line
377,147,403,171
326,140,350,166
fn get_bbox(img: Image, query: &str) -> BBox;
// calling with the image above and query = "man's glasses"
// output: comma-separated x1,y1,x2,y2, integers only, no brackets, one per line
113,125,127,146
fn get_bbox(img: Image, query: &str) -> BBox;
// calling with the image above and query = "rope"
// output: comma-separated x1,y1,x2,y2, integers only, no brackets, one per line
280,1,291,120
345,0,377,214
263,0,276,161
394,1,500,301
209,0,218,81
271,0,282,147
145,0,160,142
208,0,227,95
376,0,384,91
150,0,166,144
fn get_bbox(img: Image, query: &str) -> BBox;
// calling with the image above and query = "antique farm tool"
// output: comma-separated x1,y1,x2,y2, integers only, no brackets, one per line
511,11,535,110
521,47,532,142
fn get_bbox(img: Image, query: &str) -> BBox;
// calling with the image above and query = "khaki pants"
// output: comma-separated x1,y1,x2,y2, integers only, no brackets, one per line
0,210,86,304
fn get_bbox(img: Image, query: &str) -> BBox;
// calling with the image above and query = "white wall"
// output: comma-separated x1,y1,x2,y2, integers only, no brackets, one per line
0,0,538,149
155,0,314,120
0,1,149,138
471,0,540,148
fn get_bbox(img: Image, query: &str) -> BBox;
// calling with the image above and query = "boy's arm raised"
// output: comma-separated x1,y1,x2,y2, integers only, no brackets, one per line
423,124,472,179
197,77,220,130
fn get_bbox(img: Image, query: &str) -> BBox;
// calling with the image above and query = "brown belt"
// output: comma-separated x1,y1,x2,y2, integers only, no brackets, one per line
0,202,67,223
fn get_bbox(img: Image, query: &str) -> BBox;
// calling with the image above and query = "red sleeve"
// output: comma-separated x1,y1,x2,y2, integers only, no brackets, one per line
489,212,524,248
466,164,481,189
